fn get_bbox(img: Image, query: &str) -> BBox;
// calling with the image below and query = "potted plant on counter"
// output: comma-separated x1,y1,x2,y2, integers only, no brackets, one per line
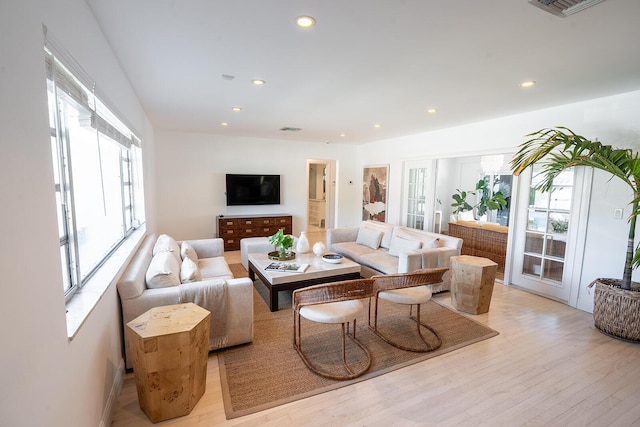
268,228,295,261
511,126,640,342
451,178,507,220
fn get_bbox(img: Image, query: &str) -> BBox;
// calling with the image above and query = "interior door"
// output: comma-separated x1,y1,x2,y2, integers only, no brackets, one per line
402,160,436,231
509,165,592,304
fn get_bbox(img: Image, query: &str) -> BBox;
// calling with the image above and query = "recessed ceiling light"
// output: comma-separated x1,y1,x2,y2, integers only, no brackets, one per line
296,15,316,28
220,122,228,126
252,79,266,86
374,124,382,128
427,108,437,114
520,81,536,88
340,133,346,137
232,107,242,112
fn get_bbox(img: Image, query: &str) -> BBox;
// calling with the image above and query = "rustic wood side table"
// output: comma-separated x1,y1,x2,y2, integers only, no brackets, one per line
450,255,498,315
126,303,210,423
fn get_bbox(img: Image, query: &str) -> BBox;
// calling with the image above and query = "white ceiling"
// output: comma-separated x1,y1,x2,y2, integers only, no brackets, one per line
87,0,640,145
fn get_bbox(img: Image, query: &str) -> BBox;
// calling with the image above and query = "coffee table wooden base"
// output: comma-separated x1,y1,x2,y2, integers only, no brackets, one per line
248,261,361,311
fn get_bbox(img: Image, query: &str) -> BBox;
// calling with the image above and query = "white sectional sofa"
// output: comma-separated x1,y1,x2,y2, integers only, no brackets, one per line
117,233,253,369
326,221,462,293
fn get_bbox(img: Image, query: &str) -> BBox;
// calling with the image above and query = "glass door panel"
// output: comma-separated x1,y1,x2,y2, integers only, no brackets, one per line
510,164,589,303
406,167,428,230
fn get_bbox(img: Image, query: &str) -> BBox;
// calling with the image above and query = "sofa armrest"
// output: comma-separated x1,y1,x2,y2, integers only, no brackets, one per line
398,250,423,273
398,246,461,274
326,226,359,248
181,238,225,258
121,286,181,322
224,278,254,345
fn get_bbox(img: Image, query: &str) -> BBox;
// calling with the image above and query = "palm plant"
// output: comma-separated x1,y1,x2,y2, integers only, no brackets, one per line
511,126,640,291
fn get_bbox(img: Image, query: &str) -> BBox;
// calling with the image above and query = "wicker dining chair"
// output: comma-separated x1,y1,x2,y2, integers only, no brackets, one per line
293,278,375,380
369,268,448,352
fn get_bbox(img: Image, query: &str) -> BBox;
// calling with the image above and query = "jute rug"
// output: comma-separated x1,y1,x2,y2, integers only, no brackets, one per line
220,264,498,419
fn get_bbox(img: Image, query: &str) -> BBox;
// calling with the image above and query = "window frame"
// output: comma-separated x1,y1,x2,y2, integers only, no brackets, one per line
46,44,144,302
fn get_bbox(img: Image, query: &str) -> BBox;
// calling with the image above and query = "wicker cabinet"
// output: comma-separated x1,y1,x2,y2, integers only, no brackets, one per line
448,222,508,273
217,214,292,251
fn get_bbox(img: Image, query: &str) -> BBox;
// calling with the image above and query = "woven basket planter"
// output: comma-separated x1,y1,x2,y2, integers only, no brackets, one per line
592,279,640,342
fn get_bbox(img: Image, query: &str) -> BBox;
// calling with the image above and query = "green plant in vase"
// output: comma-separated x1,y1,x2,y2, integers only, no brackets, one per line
269,228,294,259
451,179,507,218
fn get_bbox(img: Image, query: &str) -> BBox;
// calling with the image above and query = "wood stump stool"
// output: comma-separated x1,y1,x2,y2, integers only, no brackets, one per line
126,303,210,423
451,255,498,315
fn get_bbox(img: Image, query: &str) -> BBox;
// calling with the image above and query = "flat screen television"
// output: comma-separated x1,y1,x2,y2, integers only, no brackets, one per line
225,174,281,206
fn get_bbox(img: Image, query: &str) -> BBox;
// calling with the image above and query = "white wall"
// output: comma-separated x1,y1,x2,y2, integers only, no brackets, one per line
356,90,640,313
154,131,361,239
0,1,154,426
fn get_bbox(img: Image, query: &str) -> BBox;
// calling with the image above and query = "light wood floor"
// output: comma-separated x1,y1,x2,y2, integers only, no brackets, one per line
113,232,640,427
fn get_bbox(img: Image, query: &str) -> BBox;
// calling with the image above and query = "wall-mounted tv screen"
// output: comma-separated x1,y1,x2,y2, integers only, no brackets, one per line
225,174,281,206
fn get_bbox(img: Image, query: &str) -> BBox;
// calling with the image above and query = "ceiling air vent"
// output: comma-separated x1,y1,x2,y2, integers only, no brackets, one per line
279,127,302,132
529,0,607,17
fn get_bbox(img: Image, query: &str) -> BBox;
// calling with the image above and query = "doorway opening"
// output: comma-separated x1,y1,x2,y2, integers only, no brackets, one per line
307,160,335,233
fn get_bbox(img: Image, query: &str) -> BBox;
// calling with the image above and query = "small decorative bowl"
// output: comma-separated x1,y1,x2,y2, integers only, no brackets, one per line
322,253,344,264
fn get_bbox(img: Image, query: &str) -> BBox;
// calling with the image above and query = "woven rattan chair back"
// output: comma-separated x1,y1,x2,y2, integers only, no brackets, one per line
293,278,374,380
369,268,448,352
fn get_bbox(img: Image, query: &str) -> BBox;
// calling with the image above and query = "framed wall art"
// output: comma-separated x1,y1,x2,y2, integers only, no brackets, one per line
362,164,389,222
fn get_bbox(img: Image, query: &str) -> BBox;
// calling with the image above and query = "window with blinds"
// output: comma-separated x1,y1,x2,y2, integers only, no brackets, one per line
45,35,145,300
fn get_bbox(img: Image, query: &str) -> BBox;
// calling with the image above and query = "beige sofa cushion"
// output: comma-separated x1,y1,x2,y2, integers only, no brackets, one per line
146,251,181,288
199,257,234,280
359,251,399,274
331,241,378,261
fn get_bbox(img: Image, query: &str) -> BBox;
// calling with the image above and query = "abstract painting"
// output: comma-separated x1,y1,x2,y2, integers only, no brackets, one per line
362,165,388,222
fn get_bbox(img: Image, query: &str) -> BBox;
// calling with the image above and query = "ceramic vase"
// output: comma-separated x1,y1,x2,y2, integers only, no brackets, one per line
296,231,310,253
312,241,326,257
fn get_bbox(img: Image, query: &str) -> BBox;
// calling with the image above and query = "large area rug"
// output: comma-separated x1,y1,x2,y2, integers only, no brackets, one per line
220,263,499,419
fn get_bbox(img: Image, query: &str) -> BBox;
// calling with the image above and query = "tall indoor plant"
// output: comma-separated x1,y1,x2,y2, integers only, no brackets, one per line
511,126,640,341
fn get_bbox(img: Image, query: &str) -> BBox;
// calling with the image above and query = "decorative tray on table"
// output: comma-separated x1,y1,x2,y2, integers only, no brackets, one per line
268,251,296,261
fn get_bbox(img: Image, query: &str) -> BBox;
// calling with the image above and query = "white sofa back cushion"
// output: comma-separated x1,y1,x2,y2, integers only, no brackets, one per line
392,227,439,249
146,251,181,289
388,236,423,257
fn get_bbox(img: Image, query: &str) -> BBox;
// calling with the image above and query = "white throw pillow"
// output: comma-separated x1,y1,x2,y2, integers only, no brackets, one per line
356,227,383,250
363,221,394,249
180,257,202,283
181,241,198,263
153,234,181,264
146,251,181,289
388,236,423,257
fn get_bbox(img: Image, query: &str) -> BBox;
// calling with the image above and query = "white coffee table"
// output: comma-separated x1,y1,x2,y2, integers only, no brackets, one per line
248,252,361,311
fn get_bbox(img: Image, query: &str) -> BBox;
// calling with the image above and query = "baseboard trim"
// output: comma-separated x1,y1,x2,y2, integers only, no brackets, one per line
99,358,125,427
